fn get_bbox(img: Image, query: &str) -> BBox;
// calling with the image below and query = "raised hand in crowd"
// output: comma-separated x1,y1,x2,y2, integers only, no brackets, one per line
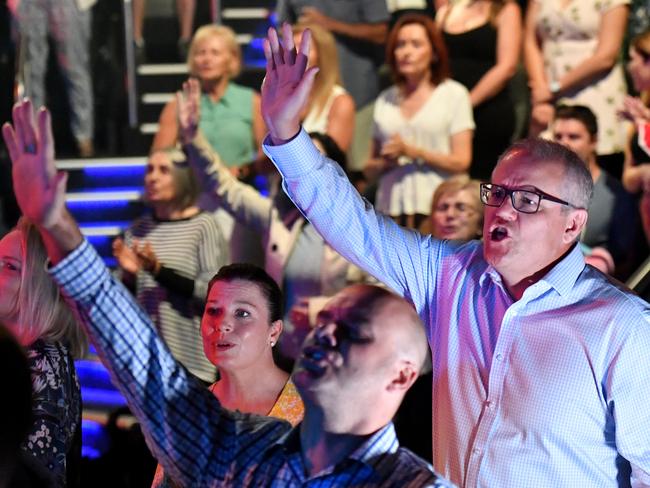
261,24,318,143
2,100,82,261
619,95,650,125
177,78,201,145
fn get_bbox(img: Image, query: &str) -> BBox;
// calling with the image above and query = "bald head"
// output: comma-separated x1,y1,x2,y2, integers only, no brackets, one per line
333,284,429,377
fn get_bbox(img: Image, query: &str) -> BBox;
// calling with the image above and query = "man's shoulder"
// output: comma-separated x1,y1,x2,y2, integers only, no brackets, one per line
579,265,650,318
382,447,456,487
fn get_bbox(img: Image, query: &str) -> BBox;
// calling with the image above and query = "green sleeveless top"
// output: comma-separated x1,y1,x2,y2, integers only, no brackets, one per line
199,83,256,168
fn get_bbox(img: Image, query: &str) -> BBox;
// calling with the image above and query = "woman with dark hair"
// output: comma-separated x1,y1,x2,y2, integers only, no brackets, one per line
365,14,474,230
0,218,87,487
113,147,228,383
437,0,521,180
176,78,358,362
151,263,303,488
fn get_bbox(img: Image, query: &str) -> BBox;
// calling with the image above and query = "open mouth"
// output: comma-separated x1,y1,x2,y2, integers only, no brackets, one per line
490,226,509,242
299,345,328,377
216,342,235,351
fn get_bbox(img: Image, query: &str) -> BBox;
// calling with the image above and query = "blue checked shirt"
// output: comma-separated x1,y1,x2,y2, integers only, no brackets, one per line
50,240,453,487
264,129,650,488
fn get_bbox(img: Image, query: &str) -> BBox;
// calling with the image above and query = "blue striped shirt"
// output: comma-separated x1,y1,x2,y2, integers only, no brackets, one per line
264,129,650,487
50,240,452,487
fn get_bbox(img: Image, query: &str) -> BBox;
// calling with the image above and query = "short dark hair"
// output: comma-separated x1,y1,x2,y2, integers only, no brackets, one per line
385,13,449,86
496,138,593,209
207,264,283,322
554,105,598,138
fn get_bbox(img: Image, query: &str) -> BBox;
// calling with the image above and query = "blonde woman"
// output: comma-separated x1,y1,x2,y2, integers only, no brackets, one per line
429,174,483,240
153,25,266,171
293,24,356,152
0,218,87,487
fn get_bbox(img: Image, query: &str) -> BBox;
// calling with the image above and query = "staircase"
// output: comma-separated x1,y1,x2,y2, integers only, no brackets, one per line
69,0,277,467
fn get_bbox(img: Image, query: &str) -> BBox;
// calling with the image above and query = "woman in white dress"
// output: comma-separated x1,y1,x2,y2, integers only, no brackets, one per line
365,13,474,230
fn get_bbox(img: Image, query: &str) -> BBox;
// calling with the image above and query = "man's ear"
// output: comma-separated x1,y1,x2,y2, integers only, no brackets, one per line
387,360,419,393
564,208,588,243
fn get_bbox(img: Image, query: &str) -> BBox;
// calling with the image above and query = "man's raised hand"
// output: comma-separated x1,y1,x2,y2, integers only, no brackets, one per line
2,100,68,229
261,23,318,144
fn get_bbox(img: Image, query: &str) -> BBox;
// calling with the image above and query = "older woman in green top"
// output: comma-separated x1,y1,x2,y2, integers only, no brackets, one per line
153,25,266,173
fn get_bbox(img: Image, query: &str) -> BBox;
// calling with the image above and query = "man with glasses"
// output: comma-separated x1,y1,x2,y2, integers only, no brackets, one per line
259,25,650,487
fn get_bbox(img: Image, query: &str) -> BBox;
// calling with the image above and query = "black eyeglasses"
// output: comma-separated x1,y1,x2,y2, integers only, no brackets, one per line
480,183,578,214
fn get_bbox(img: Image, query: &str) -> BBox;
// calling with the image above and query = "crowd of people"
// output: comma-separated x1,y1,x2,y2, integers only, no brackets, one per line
3,1,650,486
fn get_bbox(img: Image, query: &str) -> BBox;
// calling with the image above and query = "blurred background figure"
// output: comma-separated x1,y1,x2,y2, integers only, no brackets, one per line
553,104,641,279
152,24,265,172
113,147,228,383
152,24,266,265
132,0,195,62
15,0,95,157
151,263,304,488
0,322,51,488
0,218,88,487
437,0,521,180
365,14,474,231
524,0,629,178
292,24,355,154
276,0,389,172
428,175,483,240
623,30,650,245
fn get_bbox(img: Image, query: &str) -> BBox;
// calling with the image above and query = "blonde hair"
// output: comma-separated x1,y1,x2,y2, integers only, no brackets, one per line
430,175,483,238
187,24,242,79
13,218,88,358
293,23,342,119
431,174,482,213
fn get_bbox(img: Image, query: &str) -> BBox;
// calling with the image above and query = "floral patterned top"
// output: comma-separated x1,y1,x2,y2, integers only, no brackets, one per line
21,340,82,488
533,0,630,155
151,378,305,488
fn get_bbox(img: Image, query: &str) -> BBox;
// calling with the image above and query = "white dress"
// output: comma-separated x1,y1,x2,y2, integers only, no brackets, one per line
302,84,348,134
374,80,475,216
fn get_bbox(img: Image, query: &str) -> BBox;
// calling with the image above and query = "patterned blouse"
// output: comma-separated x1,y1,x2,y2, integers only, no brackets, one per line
21,340,82,488
151,378,305,488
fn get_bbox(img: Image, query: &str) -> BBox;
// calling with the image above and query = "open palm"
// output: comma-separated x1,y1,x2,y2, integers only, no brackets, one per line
2,100,68,229
261,24,319,142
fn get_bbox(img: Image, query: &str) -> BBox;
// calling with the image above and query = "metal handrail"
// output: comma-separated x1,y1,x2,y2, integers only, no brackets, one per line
122,0,138,128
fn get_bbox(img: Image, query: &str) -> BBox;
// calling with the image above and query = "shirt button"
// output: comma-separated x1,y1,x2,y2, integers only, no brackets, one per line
473,447,482,455
495,353,503,361
485,400,494,410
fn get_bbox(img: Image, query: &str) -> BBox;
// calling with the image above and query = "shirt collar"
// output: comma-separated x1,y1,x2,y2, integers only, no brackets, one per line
275,422,400,468
479,243,585,297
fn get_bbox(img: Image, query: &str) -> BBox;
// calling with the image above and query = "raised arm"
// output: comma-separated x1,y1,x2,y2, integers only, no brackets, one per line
178,79,274,232
2,99,287,486
261,25,443,309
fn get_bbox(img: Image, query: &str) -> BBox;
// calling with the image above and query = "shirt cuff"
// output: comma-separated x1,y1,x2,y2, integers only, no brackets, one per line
49,239,107,301
262,128,325,179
